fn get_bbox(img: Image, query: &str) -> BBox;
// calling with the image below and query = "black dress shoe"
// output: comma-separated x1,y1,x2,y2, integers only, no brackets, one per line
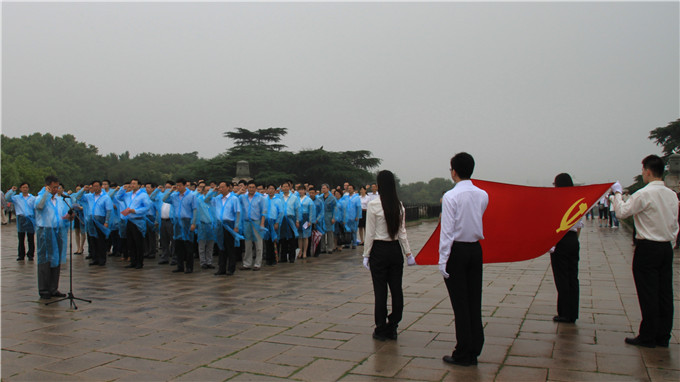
625,336,656,348
135,264,143,269
124,264,136,268
184,269,193,274
172,268,184,273
28,257,34,261
372,331,388,341
214,271,226,276
201,264,209,269
158,260,169,265
85,255,92,259
442,355,477,366
52,292,66,298
89,262,99,266
656,340,670,348
553,316,575,323
226,271,234,276
39,294,52,300
170,261,177,266
207,264,215,269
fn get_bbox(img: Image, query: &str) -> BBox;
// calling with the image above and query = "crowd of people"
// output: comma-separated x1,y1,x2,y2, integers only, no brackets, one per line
1,177,381,297
1,152,676,367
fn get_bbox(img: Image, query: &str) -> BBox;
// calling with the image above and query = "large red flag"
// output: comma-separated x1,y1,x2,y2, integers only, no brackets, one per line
415,180,613,265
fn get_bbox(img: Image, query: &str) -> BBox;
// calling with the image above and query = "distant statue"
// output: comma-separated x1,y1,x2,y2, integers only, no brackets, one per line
233,160,252,184
664,154,680,192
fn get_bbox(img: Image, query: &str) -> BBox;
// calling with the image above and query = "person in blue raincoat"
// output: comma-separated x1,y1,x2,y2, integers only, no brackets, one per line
279,182,301,263
104,181,123,258
297,185,316,259
6,183,36,261
319,184,336,254
163,178,198,273
115,179,152,269
333,189,347,251
308,186,324,257
195,182,218,269
212,181,243,275
239,180,267,270
73,180,113,266
144,183,163,259
346,185,363,249
263,184,284,265
34,175,71,299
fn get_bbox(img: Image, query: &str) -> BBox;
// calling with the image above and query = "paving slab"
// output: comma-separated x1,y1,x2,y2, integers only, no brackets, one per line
1,219,678,381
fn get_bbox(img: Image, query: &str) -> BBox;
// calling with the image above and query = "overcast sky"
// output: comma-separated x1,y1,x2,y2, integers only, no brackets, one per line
3,1,678,186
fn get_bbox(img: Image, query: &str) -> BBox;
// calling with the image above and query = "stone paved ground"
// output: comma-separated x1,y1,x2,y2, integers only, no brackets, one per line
1,219,678,381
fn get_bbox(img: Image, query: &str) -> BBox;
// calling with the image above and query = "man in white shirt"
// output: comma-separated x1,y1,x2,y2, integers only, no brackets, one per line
611,155,678,348
158,181,175,265
439,152,488,367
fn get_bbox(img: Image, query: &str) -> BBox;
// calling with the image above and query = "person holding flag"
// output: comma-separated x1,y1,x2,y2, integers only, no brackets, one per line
550,173,583,323
439,152,488,367
611,154,678,348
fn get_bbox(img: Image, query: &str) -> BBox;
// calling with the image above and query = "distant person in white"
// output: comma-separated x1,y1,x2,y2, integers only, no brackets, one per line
611,154,678,348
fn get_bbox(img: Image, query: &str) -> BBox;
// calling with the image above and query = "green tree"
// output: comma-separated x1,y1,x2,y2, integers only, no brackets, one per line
224,127,288,154
649,118,680,157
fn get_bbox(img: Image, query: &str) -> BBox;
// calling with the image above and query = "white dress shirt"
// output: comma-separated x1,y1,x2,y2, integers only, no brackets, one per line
362,198,411,258
438,180,489,265
612,180,679,243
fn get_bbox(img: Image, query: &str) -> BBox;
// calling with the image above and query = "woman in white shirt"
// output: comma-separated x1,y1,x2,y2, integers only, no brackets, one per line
363,170,415,341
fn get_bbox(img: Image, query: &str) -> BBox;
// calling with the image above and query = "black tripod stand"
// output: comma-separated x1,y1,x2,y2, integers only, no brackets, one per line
46,196,91,309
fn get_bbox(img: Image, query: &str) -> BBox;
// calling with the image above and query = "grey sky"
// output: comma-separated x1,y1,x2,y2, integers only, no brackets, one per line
3,1,678,186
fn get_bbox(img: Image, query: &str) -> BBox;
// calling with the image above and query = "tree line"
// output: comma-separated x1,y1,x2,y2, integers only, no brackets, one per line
1,129,451,204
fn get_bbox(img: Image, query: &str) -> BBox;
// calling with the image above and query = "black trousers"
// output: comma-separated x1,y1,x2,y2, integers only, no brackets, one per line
550,231,579,320
264,239,277,265
18,231,35,259
91,223,108,265
279,238,297,263
126,220,145,267
369,240,404,332
174,239,194,271
218,227,236,274
444,241,484,361
632,239,674,344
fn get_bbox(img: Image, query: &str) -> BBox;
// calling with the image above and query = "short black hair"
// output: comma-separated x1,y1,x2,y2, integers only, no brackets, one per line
102,179,111,185
91,180,102,186
19,182,29,188
176,178,187,185
642,155,665,178
247,180,256,186
165,180,176,186
44,175,59,185
130,178,141,184
554,173,573,188
238,179,247,186
450,152,475,179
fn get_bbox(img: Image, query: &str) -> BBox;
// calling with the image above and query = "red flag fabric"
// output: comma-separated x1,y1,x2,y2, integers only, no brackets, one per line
415,180,613,265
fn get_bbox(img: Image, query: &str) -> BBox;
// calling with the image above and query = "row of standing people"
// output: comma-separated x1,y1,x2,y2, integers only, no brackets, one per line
4,177,381,295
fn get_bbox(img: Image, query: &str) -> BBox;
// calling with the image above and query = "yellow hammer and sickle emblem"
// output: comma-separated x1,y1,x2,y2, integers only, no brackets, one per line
556,198,588,233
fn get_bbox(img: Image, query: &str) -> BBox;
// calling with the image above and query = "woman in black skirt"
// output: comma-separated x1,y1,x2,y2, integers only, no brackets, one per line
362,170,415,340
551,173,583,323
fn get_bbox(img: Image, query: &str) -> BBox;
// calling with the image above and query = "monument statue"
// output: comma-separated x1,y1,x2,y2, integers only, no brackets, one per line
233,160,253,184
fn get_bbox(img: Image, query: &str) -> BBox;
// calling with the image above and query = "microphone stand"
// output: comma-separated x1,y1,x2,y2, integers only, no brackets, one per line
46,194,92,309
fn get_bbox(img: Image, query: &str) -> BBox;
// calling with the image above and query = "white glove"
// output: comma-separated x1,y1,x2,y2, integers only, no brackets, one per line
439,264,449,279
363,257,370,271
406,254,416,266
611,181,623,194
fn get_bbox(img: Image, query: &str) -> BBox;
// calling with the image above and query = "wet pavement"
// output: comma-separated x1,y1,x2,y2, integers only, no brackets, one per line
1,219,678,381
